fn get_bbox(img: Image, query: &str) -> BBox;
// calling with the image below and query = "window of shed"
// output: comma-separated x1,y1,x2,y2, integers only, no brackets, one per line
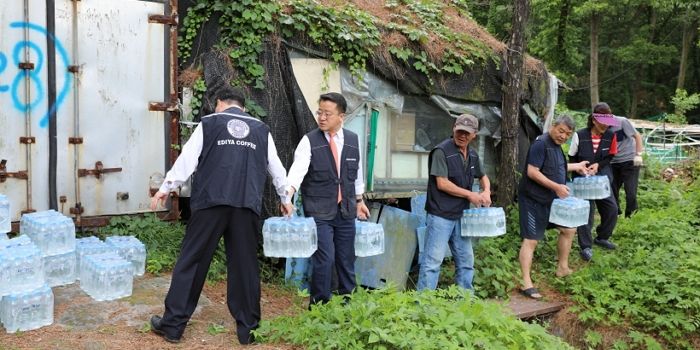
391,97,453,152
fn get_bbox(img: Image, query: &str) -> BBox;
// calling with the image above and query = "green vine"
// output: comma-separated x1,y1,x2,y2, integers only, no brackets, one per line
179,3,212,62
280,1,381,81
179,0,497,89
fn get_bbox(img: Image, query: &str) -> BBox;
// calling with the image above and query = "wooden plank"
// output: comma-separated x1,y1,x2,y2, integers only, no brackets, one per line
505,291,565,319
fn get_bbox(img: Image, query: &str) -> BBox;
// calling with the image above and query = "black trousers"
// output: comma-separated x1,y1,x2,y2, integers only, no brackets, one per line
577,195,618,250
310,208,356,305
159,206,261,341
611,161,640,217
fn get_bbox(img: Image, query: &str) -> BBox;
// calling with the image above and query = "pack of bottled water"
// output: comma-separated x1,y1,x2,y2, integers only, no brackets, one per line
460,207,506,237
0,234,33,251
354,220,384,257
571,175,611,200
0,284,53,333
411,193,427,226
105,235,147,276
22,211,76,256
79,252,133,301
549,197,590,228
262,216,317,258
42,251,76,287
0,244,44,297
75,237,114,280
0,194,10,234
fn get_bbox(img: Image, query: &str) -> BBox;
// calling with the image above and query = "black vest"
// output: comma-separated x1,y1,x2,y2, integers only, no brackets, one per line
425,138,479,220
300,128,360,220
190,107,269,214
518,133,566,204
570,128,614,180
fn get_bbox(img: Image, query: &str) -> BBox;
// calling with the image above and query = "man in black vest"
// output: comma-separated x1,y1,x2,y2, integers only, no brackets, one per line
286,92,370,306
568,106,620,261
518,116,589,299
416,114,491,291
149,87,292,344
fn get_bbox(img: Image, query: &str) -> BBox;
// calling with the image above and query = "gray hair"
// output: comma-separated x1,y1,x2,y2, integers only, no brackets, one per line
552,115,575,130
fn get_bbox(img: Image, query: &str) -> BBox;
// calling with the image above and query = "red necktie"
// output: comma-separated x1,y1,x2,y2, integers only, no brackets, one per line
328,131,342,203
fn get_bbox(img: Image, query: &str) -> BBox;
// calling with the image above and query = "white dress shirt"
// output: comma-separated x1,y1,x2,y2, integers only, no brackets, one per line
158,116,288,200
287,128,365,196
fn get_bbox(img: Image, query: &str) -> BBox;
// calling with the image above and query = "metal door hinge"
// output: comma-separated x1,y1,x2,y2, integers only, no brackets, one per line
0,159,28,183
78,161,122,179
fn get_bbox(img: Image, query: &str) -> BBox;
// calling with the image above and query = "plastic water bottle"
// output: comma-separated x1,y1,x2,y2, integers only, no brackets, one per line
572,176,611,200
0,284,53,333
0,244,45,296
76,237,113,280
354,220,385,257
549,197,589,227
42,251,77,287
262,216,317,258
105,235,147,276
460,207,506,237
80,252,133,301
0,194,10,234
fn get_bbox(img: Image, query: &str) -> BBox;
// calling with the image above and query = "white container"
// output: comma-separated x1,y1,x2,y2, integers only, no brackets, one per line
262,216,317,258
460,207,506,237
0,284,53,333
355,220,385,257
549,197,590,228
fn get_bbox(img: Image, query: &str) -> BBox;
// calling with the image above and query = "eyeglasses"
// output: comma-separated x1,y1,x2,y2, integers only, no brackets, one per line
315,110,337,119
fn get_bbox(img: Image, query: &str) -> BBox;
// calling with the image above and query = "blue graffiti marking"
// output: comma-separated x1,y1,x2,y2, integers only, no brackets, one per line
4,22,72,128
11,41,45,112
0,53,8,92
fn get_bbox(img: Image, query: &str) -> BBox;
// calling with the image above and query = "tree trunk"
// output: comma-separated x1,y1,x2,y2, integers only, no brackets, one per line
554,0,571,67
677,19,698,92
589,13,599,108
497,0,529,209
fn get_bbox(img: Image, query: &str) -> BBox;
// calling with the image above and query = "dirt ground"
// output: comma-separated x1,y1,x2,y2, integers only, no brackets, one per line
0,274,302,350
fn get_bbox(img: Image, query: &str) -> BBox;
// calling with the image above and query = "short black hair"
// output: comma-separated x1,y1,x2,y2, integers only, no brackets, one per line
319,92,347,113
217,86,245,106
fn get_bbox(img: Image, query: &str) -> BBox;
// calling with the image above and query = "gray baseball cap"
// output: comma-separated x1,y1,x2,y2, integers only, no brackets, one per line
455,114,478,133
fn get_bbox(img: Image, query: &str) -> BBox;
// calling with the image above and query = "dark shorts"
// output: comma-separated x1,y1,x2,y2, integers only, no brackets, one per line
518,194,559,241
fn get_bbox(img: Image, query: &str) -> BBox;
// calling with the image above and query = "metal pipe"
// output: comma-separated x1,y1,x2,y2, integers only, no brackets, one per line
165,0,180,220
71,0,82,224
22,0,33,211
46,0,58,210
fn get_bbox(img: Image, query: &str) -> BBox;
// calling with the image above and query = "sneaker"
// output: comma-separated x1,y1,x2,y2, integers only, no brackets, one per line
580,248,593,261
594,238,617,250
150,315,181,344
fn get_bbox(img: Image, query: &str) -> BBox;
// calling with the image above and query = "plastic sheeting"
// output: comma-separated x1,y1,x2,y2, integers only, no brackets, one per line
340,66,404,117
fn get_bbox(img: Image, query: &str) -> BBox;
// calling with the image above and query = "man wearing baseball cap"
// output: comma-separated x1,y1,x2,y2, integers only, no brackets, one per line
417,114,491,291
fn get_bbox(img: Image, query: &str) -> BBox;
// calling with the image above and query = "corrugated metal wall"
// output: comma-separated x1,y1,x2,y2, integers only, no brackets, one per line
0,0,174,223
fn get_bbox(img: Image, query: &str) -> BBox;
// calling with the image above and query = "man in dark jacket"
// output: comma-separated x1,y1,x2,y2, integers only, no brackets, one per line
286,92,370,306
416,114,491,291
518,116,589,299
149,87,292,344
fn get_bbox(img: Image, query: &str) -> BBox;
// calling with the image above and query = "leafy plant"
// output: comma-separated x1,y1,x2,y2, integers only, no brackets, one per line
255,285,573,349
206,323,227,335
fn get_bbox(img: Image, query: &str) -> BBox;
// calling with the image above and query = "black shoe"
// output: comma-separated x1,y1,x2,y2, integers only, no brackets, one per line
237,327,256,345
150,315,181,344
594,238,617,250
580,247,593,261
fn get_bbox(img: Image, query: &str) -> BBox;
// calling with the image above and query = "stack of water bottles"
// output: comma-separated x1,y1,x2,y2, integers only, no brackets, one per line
571,175,611,200
262,216,317,258
460,207,507,237
0,235,52,333
549,197,590,227
354,220,385,257
75,236,113,280
79,252,133,301
22,210,77,288
105,236,147,276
